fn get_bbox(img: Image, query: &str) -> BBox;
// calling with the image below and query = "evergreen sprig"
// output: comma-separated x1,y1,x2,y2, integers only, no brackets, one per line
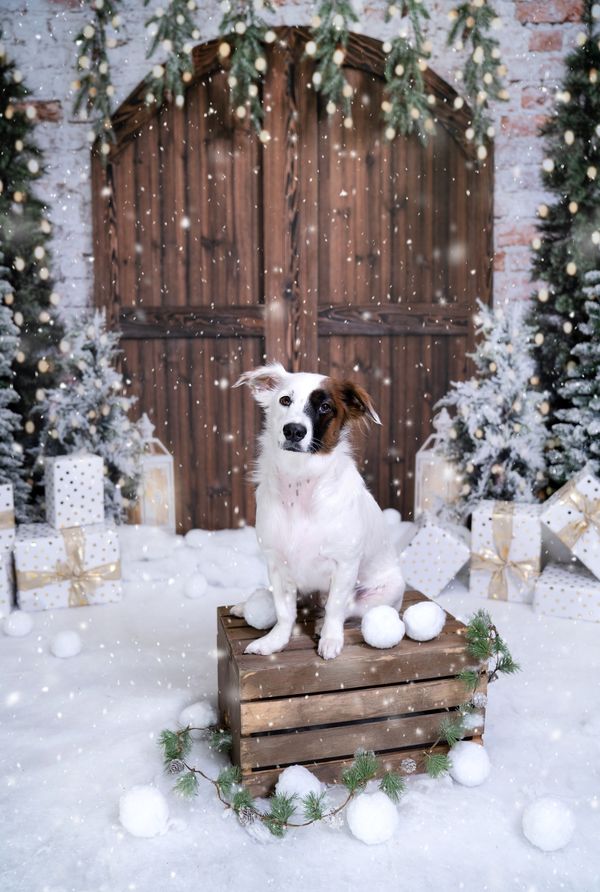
307,0,359,123
144,0,200,107
379,770,405,803
447,0,508,156
264,793,297,837
301,790,327,822
382,0,434,142
341,750,379,793
72,0,123,160
174,770,199,797
465,608,521,683
425,752,452,778
218,0,276,134
208,727,233,753
231,787,255,813
217,765,242,797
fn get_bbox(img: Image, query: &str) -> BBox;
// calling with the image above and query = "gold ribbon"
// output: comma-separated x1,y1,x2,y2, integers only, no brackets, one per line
472,502,539,600
555,481,600,549
16,527,120,607
0,508,15,530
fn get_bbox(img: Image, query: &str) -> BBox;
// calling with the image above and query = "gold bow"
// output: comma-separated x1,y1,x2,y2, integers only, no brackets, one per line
472,502,539,600
556,482,600,549
0,508,15,530
16,527,120,607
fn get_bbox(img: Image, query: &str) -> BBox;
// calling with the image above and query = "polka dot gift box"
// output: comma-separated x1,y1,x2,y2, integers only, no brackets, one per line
399,519,470,599
14,522,121,612
534,562,600,623
44,454,105,530
0,550,14,618
470,500,542,603
539,466,600,582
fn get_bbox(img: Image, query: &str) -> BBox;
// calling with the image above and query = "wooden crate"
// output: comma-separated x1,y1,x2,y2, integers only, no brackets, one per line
217,591,486,795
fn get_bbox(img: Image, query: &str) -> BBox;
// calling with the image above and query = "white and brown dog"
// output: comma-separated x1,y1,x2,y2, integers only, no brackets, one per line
232,363,405,660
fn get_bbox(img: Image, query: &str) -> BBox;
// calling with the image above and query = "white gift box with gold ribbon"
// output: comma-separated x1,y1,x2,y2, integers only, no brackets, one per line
14,522,121,612
540,467,600,581
399,519,470,599
0,550,14,617
534,562,600,623
0,483,15,552
45,454,105,530
470,500,542,603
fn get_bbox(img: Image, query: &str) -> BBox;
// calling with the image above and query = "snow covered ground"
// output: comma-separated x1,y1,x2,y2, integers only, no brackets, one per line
1,524,599,891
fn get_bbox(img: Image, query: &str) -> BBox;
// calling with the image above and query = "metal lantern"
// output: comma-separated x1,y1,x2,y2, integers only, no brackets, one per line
414,409,461,519
130,414,176,533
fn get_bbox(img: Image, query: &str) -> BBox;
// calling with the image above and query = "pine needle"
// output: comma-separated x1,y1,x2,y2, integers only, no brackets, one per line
379,771,405,803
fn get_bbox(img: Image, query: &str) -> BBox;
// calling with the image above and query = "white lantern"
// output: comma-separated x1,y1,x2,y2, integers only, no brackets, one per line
129,414,176,533
414,410,461,519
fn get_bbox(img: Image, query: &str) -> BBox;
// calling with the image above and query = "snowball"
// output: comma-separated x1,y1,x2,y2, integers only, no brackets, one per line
2,610,33,638
522,797,576,852
50,630,82,659
183,572,208,599
178,700,218,738
361,606,405,649
382,508,402,526
275,765,324,801
119,785,170,838
403,601,446,641
346,790,399,845
449,741,491,787
243,587,276,630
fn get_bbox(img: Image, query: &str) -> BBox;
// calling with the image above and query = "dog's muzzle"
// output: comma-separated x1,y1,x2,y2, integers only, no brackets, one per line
282,423,307,451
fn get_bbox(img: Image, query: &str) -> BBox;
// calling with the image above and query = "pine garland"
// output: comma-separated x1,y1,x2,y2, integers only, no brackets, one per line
144,0,200,107
381,0,434,143
446,0,508,157
217,0,276,135
306,0,359,124
72,0,123,160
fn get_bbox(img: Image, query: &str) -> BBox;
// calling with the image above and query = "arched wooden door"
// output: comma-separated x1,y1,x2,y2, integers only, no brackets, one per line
92,27,493,531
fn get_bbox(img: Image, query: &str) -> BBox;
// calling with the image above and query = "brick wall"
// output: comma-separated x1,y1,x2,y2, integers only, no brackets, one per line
2,0,584,314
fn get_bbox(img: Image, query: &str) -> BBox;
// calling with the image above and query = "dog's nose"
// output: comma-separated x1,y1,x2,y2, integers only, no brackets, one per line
283,423,307,443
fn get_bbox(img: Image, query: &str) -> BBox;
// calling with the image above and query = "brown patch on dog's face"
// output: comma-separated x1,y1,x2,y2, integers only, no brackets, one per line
305,378,381,454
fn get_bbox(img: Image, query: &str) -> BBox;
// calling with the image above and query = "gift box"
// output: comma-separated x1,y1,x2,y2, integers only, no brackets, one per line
399,519,470,598
0,482,15,552
540,467,600,580
470,500,542,603
45,454,105,530
534,562,600,623
14,522,121,611
0,549,14,617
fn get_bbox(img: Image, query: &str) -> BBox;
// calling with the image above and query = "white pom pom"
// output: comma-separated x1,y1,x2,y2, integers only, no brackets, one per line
119,785,169,838
50,630,82,658
178,700,218,738
346,791,399,845
403,601,446,641
522,797,575,851
361,606,405,649
382,508,402,526
183,572,208,599
449,741,491,787
3,610,33,637
275,765,324,800
243,587,276,629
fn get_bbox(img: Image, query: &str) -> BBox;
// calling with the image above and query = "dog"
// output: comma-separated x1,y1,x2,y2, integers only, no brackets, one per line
231,363,405,660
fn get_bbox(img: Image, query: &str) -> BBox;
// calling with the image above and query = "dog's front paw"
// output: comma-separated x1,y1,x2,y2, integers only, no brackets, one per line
317,635,344,660
244,628,289,656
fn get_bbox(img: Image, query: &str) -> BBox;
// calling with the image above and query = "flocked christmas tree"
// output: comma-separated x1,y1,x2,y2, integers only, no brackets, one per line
0,257,29,515
33,310,143,521
436,300,548,519
528,1,600,394
547,270,600,481
0,34,63,502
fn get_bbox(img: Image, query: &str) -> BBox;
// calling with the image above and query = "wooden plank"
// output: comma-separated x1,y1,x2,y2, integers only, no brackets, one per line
240,675,485,734
217,616,242,767
240,742,460,795
240,709,482,769
118,305,265,338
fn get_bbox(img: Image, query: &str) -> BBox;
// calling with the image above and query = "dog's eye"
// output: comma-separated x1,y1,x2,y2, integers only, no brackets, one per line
319,402,332,414
279,395,292,407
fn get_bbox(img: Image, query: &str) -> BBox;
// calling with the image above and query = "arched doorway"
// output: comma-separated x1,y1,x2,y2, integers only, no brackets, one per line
92,27,493,530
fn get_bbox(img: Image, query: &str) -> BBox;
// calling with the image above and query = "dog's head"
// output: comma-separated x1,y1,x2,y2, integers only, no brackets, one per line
233,363,381,455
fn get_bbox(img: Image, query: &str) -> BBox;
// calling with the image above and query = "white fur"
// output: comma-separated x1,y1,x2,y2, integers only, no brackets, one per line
233,363,405,660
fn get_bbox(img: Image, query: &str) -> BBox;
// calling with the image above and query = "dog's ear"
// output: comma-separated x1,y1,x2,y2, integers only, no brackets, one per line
339,381,382,425
232,363,288,405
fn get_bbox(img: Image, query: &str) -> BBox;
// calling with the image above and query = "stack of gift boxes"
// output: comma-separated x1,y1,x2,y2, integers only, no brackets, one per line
0,454,122,615
400,465,600,623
